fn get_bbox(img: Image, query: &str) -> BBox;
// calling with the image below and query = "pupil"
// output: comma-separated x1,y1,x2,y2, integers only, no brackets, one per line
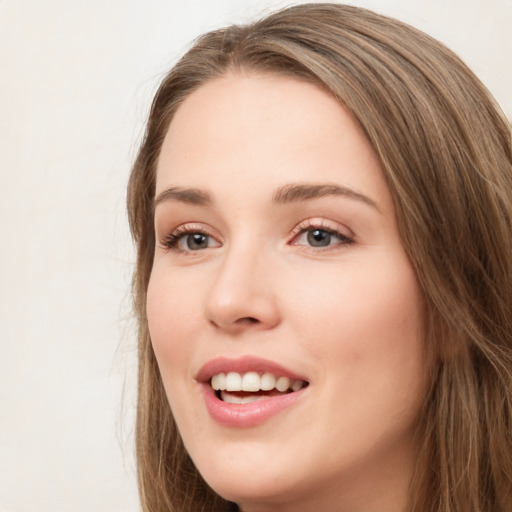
307,229,330,247
187,233,208,249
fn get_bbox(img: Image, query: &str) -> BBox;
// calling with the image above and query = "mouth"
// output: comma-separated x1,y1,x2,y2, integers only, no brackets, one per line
211,371,309,404
197,357,310,427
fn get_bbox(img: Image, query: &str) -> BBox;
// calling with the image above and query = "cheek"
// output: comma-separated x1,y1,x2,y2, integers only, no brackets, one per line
285,253,425,384
287,256,426,453
146,269,199,374
146,269,207,436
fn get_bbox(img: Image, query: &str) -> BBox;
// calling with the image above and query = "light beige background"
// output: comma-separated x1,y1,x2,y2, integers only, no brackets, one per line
0,1,510,511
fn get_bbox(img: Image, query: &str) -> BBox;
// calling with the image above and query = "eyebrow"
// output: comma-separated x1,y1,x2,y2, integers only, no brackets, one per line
153,187,212,210
272,183,379,211
153,182,379,211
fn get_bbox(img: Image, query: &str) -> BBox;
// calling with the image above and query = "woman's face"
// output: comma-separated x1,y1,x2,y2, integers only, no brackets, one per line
147,73,426,512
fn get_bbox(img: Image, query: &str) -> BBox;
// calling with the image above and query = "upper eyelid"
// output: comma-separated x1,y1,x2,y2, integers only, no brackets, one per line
157,218,354,247
290,218,353,236
288,218,355,247
158,222,222,249
154,211,224,236
159,222,219,237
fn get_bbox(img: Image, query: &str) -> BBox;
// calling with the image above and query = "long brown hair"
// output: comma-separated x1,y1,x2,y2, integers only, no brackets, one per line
127,4,512,511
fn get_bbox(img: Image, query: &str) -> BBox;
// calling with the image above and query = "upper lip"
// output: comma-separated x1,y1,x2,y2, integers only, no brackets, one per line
195,356,308,383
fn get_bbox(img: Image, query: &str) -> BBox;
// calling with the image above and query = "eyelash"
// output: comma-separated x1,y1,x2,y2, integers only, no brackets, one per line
289,220,354,249
160,220,354,253
160,224,215,252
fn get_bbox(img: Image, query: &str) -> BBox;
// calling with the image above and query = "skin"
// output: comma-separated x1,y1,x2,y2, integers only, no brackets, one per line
147,72,427,512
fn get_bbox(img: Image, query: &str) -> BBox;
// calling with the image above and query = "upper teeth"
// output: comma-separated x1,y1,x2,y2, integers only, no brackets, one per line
211,371,304,392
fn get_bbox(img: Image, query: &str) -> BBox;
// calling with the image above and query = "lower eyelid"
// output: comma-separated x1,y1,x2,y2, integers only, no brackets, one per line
159,220,353,251
160,226,222,252
293,229,353,247
290,220,354,243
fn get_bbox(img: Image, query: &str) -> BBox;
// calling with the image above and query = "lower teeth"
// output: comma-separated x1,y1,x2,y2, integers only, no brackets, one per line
220,392,270,404
219,389,292,404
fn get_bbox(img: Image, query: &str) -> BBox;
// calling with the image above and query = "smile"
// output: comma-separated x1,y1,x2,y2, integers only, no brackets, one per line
212,370,305,392
197,357,310,427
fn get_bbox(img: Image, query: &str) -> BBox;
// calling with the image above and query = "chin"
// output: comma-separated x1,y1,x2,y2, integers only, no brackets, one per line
205,472,301,511
188,441,309,506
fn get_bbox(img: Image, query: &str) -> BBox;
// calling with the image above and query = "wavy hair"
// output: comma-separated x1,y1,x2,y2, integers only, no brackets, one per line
127,4,512,511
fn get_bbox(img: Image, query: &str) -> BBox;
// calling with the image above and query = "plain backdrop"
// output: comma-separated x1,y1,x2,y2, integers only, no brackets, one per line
0,1,510,511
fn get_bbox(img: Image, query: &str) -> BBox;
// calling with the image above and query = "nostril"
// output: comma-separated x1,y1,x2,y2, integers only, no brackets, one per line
236,317,259,324
210,316,260,329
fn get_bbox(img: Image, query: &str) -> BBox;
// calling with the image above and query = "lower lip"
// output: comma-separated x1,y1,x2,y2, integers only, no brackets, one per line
202,385,306,428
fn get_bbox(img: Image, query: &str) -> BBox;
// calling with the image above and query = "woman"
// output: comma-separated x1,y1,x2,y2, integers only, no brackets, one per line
127,3,512,511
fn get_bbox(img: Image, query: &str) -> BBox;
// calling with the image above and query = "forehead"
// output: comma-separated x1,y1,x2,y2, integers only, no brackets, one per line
160,71,370,163
155,72,390,211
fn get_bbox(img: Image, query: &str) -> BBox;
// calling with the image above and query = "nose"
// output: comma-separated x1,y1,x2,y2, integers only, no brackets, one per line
204,244,281,334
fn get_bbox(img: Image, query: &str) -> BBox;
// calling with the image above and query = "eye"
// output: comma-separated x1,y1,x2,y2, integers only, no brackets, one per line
161,225,221,252
179,232,214,250
291,221,354,249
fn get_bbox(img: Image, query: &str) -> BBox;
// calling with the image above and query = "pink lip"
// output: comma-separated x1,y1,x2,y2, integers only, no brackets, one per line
201,385,307,428
195,356,307,382
196,356,309,428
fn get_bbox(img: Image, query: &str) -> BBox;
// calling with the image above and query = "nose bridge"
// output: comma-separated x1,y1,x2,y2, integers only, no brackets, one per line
204,234,280,332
